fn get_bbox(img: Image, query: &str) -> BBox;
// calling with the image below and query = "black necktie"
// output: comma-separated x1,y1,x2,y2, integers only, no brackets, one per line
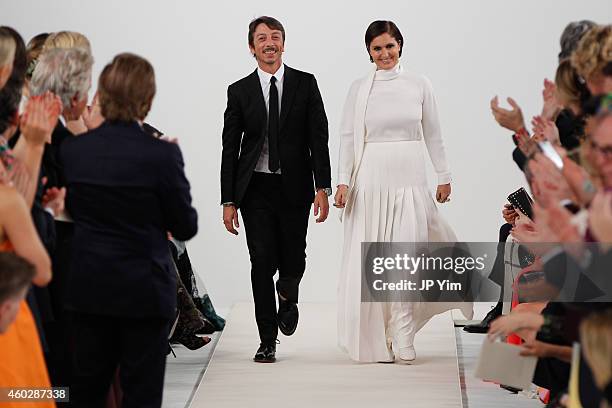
268,76,280,172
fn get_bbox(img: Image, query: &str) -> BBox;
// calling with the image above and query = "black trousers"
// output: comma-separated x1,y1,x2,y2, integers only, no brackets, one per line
240,173,310,344
70,313,171,408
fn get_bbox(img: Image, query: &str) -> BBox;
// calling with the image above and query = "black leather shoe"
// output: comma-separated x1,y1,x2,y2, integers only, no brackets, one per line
277,294,299,336
463,303,503,334
253,343,276,363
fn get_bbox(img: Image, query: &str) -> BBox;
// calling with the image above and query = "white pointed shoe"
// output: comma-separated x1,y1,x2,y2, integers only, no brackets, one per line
399,346,416,362
377,338,395,363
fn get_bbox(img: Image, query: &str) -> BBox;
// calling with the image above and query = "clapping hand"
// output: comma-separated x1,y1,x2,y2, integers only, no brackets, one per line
20,92,62,146
541,79,562,121
490,96,526,133
527,153,576,207
533,202,581,243
561,156,597,206
531,115,560,145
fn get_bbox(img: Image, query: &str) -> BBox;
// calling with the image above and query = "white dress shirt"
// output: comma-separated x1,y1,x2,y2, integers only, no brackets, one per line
254,64,284,174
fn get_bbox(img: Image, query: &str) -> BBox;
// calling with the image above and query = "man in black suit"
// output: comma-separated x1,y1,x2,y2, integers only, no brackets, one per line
221,16,332,363
61,53,197,407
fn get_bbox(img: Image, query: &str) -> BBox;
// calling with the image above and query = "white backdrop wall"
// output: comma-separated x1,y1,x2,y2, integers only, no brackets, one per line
4,1,611,309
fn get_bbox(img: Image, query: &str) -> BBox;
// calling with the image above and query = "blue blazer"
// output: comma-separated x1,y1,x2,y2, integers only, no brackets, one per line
60,121,198,319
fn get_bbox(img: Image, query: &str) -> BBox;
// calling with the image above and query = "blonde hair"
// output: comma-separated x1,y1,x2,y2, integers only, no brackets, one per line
555,58,588,109
580,310,612,391
571,24,612,81
0,27,16,66
42,31,91,55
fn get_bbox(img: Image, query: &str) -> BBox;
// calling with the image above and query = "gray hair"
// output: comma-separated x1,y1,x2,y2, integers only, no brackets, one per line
559,20,597,61
30,47,93,108
0,27,15,66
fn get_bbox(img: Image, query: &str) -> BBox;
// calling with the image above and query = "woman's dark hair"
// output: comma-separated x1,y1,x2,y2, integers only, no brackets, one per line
248,16,285,49
0,26,26,134
365,20,404,62
0,252,35,304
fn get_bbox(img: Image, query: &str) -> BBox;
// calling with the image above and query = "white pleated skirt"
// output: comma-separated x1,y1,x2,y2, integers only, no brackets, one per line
337,140,473,362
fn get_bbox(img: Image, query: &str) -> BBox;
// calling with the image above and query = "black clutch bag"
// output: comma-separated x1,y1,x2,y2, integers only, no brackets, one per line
507,187,534,219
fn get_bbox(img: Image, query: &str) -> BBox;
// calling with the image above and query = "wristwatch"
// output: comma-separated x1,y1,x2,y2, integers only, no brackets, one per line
317,188,333,197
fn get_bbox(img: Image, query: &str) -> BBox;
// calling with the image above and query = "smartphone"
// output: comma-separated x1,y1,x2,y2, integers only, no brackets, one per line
538,140,564,170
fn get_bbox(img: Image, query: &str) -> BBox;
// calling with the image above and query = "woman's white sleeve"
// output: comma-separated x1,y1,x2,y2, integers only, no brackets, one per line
337,81,360,187
421,76,452,185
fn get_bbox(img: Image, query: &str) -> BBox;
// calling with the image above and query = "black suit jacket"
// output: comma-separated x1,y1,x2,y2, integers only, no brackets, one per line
221,65,331,207
60,121,198,319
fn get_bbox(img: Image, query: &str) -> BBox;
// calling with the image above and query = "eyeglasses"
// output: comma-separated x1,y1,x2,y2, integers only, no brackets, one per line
589,139,612,159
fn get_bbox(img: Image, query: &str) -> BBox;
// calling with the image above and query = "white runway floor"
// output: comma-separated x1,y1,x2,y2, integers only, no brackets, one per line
189,302,464,408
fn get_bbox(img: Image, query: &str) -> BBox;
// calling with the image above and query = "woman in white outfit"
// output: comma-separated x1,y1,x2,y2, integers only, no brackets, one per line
335,21,472,363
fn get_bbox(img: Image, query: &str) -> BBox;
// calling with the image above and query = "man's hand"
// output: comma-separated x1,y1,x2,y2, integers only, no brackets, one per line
334,184,348,209
223,205,239,235
313,189,329,223
490,96,526,133
436,183,451,203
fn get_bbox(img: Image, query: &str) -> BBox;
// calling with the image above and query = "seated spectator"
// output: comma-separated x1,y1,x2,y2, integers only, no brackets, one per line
0,252,35,333
581,309,612,407
572,24,612,95
60,53,197,408
0,27,15,89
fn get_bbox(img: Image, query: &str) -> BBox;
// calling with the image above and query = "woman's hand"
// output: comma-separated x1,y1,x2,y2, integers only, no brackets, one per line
436,183,451,203
531,115,560,145
334,184,349,208
540,79,562,121
490,96,526,133
20,91,62,146
561,156,597,206
502,204,518,225
527,153,576,206
519,339,553,358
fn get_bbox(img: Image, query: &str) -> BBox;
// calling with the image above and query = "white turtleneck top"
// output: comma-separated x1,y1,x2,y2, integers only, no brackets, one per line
338,63,452,186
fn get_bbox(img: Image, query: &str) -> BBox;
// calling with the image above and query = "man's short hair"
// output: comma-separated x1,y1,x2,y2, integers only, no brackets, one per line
248,16,285,48
98,53,156,122
0,253,35,304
